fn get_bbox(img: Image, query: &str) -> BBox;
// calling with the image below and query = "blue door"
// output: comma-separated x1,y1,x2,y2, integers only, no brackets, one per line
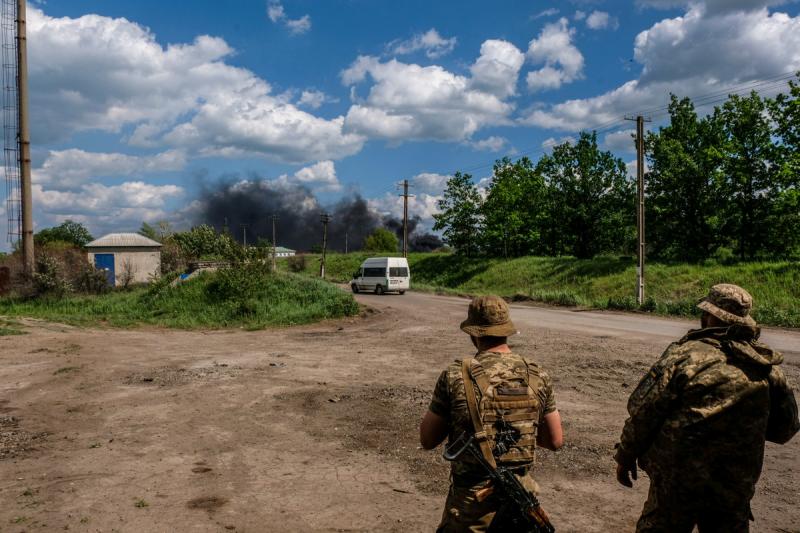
94,254,115,286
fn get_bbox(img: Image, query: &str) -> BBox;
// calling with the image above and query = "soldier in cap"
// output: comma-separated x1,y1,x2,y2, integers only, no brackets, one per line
615,283,799,532
420,295,563,532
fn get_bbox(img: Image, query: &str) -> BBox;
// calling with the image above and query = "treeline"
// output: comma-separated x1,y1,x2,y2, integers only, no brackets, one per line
434,76,800,262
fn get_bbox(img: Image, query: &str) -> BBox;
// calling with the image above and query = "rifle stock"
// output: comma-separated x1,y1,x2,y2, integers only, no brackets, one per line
443,433,556,533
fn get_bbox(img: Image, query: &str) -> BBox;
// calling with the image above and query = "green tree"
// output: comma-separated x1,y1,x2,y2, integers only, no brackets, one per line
645,96,725,261
139,221,173,243
481,157,548,257
34,220,93,247
536,132,633,259
433,171,482,257
768,74,800,257
363,228,398,253
170,225,239,260
715,92,779,259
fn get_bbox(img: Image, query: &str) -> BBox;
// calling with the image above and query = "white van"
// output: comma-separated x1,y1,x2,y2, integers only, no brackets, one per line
351,257,410,295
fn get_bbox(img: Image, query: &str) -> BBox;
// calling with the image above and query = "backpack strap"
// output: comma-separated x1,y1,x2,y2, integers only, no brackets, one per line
461,358,497,468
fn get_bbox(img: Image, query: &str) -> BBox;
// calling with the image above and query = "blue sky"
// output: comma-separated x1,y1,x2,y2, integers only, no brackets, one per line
3,0,799,248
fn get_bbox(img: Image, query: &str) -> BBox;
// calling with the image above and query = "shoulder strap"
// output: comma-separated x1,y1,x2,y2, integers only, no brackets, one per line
461,358,497,468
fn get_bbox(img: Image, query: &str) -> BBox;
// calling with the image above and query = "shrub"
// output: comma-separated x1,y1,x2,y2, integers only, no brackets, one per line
32,255,71,297
363,228,399,253
205,262,272,302
287,254,307,272
74,264,111,294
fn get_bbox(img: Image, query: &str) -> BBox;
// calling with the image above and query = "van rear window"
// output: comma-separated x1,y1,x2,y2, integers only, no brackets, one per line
389,267,409,277
363,267,386,277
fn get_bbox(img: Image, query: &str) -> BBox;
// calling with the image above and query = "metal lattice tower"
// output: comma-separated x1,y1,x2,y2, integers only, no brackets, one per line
1,0,20,242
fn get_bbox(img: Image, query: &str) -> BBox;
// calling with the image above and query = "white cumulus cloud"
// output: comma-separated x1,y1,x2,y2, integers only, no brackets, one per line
340,55,514,142
267,1,311,34
28,8,356,163
469,136,509,152
523,5,800,130
386,28,457,59
586,11,619,30
470,40,526,98
526,18,585,92
33,149,187,189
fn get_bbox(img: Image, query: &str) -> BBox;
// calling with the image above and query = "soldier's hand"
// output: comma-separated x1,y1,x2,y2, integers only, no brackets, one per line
616,462,637,488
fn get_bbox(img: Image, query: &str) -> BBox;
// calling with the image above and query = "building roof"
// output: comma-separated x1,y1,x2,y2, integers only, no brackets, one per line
275,246,295,253
86,233,162,248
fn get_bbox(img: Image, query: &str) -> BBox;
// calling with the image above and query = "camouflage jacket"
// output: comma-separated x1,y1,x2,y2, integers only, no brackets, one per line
429,350,556,486
615,326,800,504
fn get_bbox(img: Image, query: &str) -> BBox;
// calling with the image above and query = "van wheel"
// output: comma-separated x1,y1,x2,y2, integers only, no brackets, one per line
399,290,405,295
351,284,359,293
375,285,384,295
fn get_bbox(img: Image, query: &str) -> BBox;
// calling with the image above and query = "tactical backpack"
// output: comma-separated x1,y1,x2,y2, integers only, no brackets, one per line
461,357,541,468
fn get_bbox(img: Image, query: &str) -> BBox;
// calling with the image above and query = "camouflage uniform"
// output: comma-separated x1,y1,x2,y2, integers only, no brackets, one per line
429,350,556,532
615,284,800,533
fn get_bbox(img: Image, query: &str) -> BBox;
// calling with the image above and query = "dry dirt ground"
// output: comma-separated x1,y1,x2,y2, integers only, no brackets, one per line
1,291,798,533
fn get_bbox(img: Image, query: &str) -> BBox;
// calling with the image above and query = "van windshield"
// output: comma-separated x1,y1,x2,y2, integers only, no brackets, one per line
389,267,409,277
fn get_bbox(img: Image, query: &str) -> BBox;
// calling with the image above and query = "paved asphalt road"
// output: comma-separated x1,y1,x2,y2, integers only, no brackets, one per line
355,290,799,360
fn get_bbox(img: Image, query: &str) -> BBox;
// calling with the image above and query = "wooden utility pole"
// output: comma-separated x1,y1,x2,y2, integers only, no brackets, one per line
240,223,249,248
17,0,33,275
319,213,331,278
399,179,413,257
344,231,348,254
626,115,650,305
271,215,278,272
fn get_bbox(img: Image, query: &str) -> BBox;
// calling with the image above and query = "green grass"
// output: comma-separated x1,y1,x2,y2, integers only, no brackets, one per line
0,269,359,330
0,318,25,336
290,253,800,328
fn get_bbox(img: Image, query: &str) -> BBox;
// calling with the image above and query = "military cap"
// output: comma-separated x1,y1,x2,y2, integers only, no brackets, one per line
460,295,518,337
697,283,756,326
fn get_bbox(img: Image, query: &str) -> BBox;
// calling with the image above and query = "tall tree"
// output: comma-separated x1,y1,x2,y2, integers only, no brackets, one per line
536,132,632,259
645,96,724,261
715,92,779,259
481,157,547,257
433,172,482,257
34,220,94,247
768,74,800,257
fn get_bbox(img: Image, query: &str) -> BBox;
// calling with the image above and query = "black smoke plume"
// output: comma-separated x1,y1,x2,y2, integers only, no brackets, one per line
197,178,441,252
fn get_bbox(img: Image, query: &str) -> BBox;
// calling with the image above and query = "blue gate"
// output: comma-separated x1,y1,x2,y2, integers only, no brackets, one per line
94,254,115,286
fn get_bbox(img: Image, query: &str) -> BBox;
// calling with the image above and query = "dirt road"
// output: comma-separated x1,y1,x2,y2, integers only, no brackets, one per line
1,291,798,532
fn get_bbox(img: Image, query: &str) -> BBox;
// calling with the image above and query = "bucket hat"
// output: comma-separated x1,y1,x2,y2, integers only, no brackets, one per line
697,283,756,327
460,295,517,337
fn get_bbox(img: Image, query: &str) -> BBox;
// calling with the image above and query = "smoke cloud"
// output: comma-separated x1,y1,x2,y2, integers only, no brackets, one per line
197,177,442,252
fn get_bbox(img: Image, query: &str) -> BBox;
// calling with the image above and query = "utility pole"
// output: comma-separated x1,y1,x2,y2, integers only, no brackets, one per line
17,0,33,276
240,223,249,248
625,115,651,305
271,215,278,272
344,231,348,254
319,213,331,278
399,179,414,257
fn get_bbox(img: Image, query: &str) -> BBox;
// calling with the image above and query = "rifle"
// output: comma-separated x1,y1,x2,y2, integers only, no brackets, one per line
443,432,555,533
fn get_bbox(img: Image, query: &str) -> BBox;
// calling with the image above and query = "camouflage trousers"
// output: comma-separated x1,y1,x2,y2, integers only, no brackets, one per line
636,481,751,533
436,473,538,533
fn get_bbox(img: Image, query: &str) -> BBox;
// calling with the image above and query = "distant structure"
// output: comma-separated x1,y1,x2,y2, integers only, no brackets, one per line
274,246,295,258
86,233,161,286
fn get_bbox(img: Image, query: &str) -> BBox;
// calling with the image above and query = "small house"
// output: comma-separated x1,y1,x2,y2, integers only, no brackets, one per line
274,246,296,257
86,233,161,286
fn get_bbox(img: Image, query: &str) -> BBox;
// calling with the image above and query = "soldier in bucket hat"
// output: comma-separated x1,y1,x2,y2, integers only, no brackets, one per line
419,295,564,532
615,284,799,532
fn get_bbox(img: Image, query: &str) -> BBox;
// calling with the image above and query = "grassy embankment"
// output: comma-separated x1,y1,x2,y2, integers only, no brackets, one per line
0,269,359,329
292,253,800,328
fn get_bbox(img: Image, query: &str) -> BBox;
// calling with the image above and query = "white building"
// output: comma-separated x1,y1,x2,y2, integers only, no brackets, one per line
86,233,162,286
274,246,296,257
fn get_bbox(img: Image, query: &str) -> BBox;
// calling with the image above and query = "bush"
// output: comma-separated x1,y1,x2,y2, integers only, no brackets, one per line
74,264,111,294
205,262,272,302
287,255,307,272
363,228,398,253
711,246,737,265
32,255,71,297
